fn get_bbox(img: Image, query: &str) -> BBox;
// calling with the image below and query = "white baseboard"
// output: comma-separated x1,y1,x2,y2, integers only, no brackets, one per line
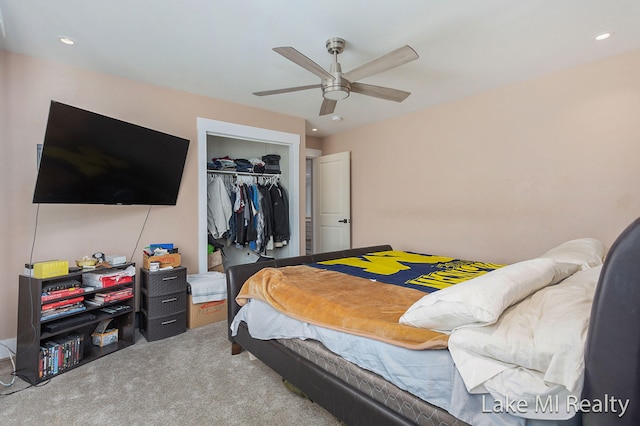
0,338,17,361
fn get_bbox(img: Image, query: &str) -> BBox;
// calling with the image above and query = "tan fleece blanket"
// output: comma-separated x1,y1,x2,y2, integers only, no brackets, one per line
236,265,449,350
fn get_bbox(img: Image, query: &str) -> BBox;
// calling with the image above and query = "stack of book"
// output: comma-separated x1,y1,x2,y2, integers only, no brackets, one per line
41,283,84,303
41,296,86,320
39,334,84,379
87,288,133,306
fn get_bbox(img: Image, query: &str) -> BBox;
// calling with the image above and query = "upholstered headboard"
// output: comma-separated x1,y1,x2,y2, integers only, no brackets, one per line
583,217,640,425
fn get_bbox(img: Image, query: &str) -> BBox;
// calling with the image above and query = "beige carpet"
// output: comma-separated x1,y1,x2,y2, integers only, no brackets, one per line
0,320,340,425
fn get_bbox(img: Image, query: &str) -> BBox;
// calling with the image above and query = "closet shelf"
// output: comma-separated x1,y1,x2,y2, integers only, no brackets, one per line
206,170,281,177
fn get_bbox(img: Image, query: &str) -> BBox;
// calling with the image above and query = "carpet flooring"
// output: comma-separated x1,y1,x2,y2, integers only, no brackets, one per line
0,320,341,425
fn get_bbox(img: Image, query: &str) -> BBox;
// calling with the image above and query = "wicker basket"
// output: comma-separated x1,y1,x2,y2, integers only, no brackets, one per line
76,258,98,268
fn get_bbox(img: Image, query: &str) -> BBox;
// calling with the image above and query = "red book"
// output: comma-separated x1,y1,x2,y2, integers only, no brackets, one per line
102,294,133,303
96,292,133,303
42,287,84,303
42,296,85,312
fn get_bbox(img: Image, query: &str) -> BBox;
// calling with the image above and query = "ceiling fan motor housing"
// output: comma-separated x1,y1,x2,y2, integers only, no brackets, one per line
323,37,350,100
326,37,345,55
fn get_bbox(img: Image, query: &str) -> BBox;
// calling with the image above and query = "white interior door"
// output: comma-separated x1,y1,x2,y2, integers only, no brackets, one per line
314,151,351,252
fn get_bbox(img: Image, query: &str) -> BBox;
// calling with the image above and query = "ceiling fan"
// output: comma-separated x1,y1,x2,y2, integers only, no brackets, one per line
253,37,419,116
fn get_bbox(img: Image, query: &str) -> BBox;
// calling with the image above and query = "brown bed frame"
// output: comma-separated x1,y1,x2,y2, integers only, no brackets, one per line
226,217,640,425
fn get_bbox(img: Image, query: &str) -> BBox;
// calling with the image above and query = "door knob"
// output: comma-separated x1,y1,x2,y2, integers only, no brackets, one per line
338,219,350,223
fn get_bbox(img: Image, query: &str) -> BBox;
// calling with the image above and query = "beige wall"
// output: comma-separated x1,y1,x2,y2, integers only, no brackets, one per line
322,49,640,264
0,50,306,341
306,135,323,151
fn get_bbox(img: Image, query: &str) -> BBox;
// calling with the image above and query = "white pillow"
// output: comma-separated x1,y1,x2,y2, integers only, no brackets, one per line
447,265,602,412
399,258,578,332
538,237,605,270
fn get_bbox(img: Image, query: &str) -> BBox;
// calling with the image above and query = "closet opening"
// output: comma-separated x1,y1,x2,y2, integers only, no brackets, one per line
197,118,300,273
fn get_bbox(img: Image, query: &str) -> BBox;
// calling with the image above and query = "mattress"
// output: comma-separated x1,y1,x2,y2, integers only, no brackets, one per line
278,337,466,426
231,300,581,426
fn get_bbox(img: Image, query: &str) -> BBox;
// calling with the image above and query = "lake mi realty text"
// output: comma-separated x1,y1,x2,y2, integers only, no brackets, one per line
482,394,629,418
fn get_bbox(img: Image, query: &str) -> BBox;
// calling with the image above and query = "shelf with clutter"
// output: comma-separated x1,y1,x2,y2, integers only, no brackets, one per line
16,256,137,384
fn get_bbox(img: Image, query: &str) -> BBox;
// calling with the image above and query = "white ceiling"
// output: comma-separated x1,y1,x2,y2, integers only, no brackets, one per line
1,0,639,137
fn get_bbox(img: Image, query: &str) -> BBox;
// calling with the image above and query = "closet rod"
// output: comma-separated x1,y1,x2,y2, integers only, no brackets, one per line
206,170,281,177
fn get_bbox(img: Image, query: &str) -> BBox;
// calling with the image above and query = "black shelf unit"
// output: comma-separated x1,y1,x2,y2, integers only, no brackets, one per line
16,264,136,384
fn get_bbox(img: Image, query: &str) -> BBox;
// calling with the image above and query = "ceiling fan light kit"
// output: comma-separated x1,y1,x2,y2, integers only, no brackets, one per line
253,37,418,116
323,83,350,101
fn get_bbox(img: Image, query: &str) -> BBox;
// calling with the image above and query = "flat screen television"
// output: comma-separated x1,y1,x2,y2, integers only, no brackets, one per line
33,101,190,205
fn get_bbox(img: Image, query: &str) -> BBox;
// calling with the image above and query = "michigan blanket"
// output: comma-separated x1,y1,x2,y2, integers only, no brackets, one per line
312,250,504,293
237,264,452,349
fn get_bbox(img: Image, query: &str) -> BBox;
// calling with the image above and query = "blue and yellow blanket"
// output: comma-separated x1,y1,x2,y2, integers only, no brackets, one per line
311,250,504,293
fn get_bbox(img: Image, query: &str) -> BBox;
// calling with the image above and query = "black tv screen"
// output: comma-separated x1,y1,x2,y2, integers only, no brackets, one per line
33,101,190,205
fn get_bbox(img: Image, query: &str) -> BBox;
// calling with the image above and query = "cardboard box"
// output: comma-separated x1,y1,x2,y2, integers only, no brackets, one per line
208,251,224,273
209,264,224,273
187,295,227,329
143,253,181,270
91,329,118,347
91,319,119,347
208,251,222,268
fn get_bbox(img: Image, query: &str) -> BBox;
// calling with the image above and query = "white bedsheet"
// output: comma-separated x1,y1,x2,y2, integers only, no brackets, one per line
231,300,579,426
448,266,601,420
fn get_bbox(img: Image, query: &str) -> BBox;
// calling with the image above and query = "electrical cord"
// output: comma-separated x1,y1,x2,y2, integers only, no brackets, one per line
0,342,16,387
17,203,43,383
0,376,49,396
130,205,152,262
1,203,43,390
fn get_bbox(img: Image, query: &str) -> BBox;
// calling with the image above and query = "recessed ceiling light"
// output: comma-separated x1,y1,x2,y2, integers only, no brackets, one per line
59,36,75,45
593,32,613,41
311,128,318,132
331,115,343,122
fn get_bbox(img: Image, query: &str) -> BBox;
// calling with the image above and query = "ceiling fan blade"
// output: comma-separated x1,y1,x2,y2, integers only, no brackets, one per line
273,46,335,81
319,98,337,116
253,84,321,96
343,45,418,83
350,82,411,102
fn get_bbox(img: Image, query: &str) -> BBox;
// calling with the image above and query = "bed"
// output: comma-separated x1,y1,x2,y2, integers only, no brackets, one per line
225,217,640,426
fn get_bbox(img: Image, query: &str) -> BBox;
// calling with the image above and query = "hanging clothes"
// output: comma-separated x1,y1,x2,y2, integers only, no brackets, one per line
257,183,273,252
207,175,232,239
269,182,290,247
233,181,247,245
249,184,263,251
244,184,258,243
207,171,290,253
232,178,260,248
